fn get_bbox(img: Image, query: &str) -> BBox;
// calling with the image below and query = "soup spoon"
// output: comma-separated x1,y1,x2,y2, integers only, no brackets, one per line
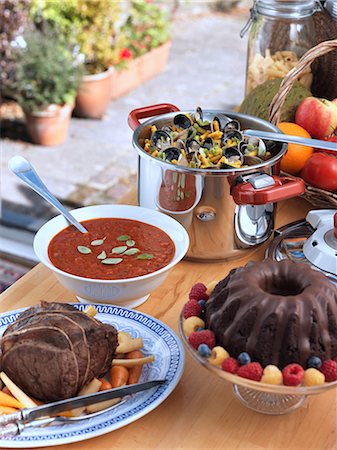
8,156,88,233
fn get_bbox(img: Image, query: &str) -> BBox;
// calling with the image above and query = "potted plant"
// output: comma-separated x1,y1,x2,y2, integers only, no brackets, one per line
110,0,172,100
13,27,83,146
30,0,120,119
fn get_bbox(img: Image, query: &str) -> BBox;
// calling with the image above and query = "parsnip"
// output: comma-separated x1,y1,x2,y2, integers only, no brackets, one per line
111,355,155,368
84,305,97,317
70,378,102,417
116,337,143,354
0,372,37,409
86,397,121,413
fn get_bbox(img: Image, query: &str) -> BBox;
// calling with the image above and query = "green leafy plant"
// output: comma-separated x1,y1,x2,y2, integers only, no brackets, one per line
115,0,171,67
0,0,29,97
30,0,120,74
13,27,83,111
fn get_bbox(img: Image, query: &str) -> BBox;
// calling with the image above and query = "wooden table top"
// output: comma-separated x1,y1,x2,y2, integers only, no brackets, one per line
0,198,336,450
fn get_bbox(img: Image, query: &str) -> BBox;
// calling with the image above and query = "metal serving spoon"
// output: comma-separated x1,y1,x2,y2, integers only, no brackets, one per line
8,156,88,233
244,130,337,153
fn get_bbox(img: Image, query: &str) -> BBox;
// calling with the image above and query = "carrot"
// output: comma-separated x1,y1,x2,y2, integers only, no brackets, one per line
109,365,129,388
126,350,143,385
0,405,17,414
98,378,112,391
0,390,24,409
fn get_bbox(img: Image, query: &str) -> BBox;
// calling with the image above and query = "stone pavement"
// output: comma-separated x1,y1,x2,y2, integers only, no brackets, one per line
1,5,249,222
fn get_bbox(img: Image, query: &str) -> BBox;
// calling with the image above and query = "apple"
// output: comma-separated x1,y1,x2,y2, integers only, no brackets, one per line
295,97,337,139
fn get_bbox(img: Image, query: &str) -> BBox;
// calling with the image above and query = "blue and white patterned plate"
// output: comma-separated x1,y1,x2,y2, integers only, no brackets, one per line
0,304,184,448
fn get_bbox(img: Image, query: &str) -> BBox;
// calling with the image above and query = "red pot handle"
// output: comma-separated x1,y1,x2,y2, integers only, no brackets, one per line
231,176,305,205
128,103,180,131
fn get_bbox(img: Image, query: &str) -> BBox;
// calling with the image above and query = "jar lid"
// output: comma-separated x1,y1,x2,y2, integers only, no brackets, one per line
255,0,320,19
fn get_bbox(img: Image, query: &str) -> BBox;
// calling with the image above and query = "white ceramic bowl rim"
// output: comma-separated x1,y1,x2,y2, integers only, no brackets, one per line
34,204,189,284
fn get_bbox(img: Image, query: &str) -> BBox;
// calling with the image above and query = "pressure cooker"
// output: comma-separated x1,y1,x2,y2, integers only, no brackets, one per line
128,104,305,261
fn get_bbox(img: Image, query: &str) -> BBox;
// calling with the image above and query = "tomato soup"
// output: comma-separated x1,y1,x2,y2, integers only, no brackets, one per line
48,218,175,280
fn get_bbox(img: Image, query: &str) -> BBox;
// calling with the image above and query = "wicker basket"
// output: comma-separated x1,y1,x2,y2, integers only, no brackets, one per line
269,39,337,209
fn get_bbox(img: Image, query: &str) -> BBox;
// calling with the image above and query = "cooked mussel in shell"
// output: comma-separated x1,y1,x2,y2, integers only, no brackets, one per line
142,108,274,169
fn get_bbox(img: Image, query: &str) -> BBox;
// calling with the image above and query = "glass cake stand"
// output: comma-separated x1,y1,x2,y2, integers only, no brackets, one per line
179,315,337,415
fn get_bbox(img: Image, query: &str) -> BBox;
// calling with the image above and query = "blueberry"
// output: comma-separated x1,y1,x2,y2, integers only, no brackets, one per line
238,352,251,366
196,327,204,332
198,299,207,309
198,344,211,357
307,356,322,369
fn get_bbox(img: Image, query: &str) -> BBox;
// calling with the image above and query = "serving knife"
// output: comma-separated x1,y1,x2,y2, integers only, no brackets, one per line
244,129,337,153
0,379,165,438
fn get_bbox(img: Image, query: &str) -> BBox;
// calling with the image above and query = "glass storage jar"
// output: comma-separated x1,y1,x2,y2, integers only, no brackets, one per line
242,0,320,95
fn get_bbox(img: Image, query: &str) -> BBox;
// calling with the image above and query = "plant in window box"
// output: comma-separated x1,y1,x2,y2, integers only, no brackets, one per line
13,27,83,146
110,0,172,100
30,0,120,119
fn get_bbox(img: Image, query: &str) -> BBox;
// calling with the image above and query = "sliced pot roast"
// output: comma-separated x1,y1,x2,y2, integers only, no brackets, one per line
0,301,118,402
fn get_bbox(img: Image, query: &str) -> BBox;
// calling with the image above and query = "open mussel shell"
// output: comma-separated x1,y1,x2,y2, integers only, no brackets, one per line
194,106,203,123
222,146,244,164
203,137,213,150
224,120,241,132
186,138,200,153
173,114,192,129
211,114,231,133
244,155,264,166
176,139,186,150
222,129,243,144
163,147,181,162
246,137,267,157
151,130,172,149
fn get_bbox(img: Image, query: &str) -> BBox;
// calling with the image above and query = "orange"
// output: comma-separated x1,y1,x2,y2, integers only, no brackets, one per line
278,122,313,175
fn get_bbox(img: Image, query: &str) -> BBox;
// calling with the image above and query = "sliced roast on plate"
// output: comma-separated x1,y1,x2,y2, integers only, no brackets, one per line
0,301,118,402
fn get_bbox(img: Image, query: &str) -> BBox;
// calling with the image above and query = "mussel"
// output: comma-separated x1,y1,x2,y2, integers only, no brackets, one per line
173,114,192,129
222,147,244,165
186,138,200,153
203,137,213,150
163,147,181,162
247,137,267,157
224,120,241,132
244,155,263,166
222,129,243,144
151,130,172,149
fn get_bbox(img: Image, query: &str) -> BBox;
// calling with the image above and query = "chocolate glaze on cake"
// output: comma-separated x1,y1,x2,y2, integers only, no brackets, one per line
205,260,337,369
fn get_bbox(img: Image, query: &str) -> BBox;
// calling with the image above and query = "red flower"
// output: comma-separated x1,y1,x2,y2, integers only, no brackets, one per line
119,48,133,60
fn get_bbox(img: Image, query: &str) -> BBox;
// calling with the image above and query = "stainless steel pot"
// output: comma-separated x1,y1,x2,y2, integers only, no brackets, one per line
128,104,305,261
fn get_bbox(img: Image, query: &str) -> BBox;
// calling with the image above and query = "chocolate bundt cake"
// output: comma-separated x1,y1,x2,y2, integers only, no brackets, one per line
205,260,337,369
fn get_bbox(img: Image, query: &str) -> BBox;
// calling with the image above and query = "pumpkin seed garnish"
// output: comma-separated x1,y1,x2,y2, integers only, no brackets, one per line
77,246,92,254
137,253,154,260
111,246,128,254
117,235,130,241
101,258,123,265
91,238,106,246
124,248,140,256
126,240,135,247
97,251,107,260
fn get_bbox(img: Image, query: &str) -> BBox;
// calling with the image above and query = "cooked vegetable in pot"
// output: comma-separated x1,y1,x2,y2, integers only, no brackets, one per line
142,107,276,169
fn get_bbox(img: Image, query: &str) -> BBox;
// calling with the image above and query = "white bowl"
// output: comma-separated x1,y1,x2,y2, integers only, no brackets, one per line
34,204,189,308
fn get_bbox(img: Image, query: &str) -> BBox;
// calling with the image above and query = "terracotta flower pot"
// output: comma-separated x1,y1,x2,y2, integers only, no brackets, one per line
111,41,171,100
25,103,73,146
74,67,114,119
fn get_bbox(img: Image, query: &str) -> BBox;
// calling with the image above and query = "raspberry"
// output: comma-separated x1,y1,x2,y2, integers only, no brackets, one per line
303,368,325,386
182,300,202,319
282,364,304,386
261,365,283,385
237,352,251,366
222,357,239,374
188,330,216,350
320,360,337,382
237,362,263,381
189,283,209,301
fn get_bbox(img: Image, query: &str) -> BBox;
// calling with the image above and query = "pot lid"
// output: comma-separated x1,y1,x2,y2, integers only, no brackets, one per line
266,209,337,284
